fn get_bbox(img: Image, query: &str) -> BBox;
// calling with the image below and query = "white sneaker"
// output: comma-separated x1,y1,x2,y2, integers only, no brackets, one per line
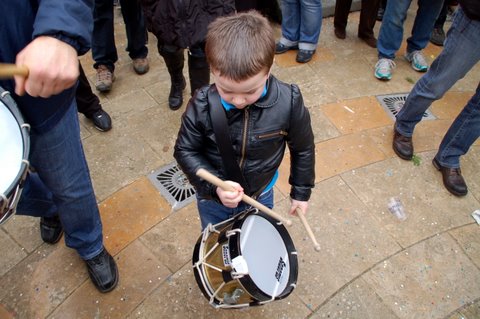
405,50,428,72
374,58,396,81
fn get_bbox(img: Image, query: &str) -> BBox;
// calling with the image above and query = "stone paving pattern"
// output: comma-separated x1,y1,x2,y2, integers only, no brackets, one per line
1,5,480,319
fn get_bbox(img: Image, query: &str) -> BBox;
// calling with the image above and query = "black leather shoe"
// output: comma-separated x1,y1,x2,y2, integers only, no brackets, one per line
334,28,346,39
275,42,298,54
90,109,112,132
40,215,63,244
169,76,186,110
85,247,119,293
432,158,468,196
392,127,413,160
296,49,315,63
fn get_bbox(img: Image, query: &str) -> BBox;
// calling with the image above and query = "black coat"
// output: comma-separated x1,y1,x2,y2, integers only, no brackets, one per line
140,0,235,48
174,75,315,201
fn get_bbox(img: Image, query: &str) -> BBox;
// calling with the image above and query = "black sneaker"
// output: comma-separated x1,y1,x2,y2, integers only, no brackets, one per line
430,27,446,46
85,247,119,293
296,49,315,63
40,215,63,244
90,109,112,132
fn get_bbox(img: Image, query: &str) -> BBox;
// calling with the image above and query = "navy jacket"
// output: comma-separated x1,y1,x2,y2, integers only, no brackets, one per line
0,0,93,133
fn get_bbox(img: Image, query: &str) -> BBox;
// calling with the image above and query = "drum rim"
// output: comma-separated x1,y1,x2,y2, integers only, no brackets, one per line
229,210,298,302
0,87,30,220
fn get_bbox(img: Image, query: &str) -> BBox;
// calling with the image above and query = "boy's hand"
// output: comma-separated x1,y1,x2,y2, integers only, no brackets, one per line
216,181,244,208
14,36,79,98
289,199,309,216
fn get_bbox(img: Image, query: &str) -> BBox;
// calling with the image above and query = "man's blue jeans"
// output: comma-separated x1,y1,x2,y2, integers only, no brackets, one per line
280,0,323,51
17,102,103,260
92,0,148,71
377,0,443,59
395,7,480,168
197,188,274,230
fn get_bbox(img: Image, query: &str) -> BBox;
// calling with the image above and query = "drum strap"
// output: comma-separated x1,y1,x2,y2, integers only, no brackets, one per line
207,86,251,195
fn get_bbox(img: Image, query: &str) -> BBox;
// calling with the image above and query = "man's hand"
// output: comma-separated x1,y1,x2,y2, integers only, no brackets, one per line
216,181,244,208
14,36,79,98
289,199,309,216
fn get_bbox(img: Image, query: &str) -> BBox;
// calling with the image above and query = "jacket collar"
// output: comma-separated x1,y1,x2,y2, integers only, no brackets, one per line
254,75,279,109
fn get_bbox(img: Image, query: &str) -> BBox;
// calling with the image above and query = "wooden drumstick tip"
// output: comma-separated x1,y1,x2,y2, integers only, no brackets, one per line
314,245,321,252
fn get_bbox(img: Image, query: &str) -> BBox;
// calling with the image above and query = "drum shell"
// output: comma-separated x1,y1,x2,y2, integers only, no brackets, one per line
0,87,30,224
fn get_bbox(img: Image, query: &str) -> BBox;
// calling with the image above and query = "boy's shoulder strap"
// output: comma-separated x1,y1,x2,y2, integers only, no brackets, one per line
207,85,250,194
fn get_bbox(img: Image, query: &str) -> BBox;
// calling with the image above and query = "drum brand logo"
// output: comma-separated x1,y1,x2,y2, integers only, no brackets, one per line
275,257,286,281
222,244,231,266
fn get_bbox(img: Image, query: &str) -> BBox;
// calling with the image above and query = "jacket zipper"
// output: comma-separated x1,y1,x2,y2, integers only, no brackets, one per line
239,108,249,169
257,130,288,139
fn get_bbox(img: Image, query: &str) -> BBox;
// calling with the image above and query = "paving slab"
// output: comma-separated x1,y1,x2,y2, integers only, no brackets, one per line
362,234,480,319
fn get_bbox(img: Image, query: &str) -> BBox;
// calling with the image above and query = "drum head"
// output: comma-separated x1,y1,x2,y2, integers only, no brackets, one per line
0,99,24,194
234,213,297,299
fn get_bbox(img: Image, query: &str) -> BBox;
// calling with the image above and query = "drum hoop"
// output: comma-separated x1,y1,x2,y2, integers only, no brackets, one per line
229,210,298,302
0,88,30,223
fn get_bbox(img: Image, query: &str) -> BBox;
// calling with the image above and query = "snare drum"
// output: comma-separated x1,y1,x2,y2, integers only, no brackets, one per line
192,208,298,308
0,87,30,224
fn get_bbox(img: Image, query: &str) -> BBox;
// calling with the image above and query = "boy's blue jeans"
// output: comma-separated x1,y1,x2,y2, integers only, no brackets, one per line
395,7,480,168
17,102,104,260
197,188,274,230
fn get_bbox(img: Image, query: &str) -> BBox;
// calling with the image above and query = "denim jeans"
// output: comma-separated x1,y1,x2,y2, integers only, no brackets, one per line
197,188,274,230
279,0,323,51
395,7,480,168
377,0,443,59
17,101,104,260
92,0,148,71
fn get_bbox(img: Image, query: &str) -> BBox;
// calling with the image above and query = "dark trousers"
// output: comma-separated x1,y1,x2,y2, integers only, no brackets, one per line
334,0,381,39
92,0,148,71
434,0,448,29
76,64,100,118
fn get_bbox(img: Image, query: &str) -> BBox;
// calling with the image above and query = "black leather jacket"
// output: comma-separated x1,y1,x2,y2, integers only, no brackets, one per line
174,75,315,201
139,0,235,48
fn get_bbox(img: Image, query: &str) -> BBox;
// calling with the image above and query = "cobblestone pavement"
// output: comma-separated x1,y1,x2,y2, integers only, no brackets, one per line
1,7,479,319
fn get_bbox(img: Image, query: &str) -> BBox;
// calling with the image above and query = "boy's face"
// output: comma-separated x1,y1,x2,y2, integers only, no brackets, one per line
213,69,270,110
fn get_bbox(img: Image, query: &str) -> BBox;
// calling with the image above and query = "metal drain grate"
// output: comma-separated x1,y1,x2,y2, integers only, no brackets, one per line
148,162,196,210
376,93,436,121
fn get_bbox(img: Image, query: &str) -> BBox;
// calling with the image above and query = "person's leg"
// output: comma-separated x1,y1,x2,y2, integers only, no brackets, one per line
298,0,322,51
435,0,448,29
159,44,186,110
76,63,101,117
333,0,352,37
377,0,411,59
405,0,443,53
119,0,149,74
358,0,381,40
76,63,112,131
21,102,104,259
279,0,301,46
396,7,480,137
430,0,448,46
436,83,480,168
188,42,210,97
92,0,116,91
92,0,117,71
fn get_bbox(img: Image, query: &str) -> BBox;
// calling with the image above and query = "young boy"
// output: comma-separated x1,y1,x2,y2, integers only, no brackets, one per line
173,11,315,229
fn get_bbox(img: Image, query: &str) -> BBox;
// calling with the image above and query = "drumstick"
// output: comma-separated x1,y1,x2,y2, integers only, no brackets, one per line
296,208,321,252
196,168,292,226
0,63,29,79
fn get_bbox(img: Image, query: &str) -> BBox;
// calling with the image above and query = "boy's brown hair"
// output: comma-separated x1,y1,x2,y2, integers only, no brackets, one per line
205,10,275,82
